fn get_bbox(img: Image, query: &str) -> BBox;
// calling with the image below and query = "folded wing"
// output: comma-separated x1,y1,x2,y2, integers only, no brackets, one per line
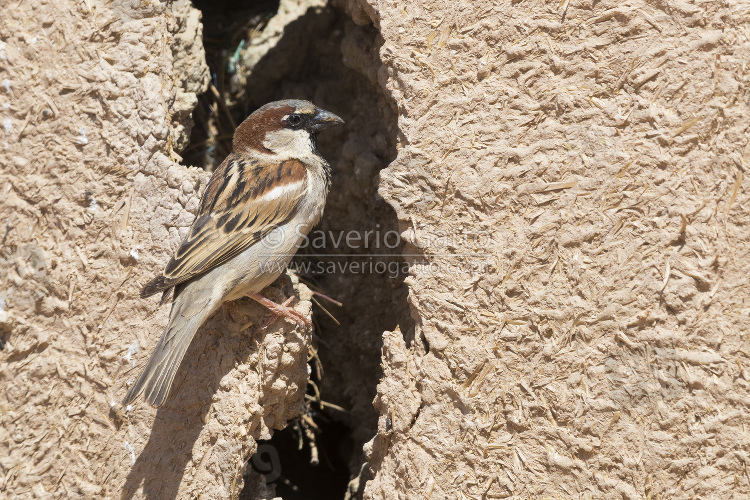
142,156,308,297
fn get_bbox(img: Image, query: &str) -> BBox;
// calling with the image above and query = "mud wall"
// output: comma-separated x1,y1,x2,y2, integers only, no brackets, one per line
1,0,749,498
365,0,750,497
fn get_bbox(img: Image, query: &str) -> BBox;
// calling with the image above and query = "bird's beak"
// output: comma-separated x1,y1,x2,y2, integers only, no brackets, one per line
311,108,344,132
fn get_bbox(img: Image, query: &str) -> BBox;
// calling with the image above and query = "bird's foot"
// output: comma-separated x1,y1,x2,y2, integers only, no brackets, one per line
249,293,311,330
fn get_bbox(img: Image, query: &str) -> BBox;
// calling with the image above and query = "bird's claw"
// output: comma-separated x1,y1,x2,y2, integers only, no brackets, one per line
249,293,312,330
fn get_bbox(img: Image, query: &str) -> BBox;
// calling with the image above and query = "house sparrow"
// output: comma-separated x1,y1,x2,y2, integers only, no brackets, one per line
123,99,343,407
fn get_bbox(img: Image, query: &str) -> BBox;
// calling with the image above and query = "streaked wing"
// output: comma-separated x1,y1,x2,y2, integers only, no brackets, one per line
141,155,307,297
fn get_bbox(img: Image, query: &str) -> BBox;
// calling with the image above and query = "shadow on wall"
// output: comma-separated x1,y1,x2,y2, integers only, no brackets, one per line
120,309,258,499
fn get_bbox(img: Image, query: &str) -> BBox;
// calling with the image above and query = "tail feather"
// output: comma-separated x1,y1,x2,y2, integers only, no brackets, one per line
124,290,216,407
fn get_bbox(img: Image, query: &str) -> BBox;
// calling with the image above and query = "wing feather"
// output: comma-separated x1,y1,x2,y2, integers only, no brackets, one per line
141,155,308,298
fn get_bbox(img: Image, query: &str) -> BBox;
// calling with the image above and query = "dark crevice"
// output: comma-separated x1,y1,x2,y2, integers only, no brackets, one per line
420,330,430,355
244,412,354,499
182,1,413,498
408,401,424,431
184,0,281,171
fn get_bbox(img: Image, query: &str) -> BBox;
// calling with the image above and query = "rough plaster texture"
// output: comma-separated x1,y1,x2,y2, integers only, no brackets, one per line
1,0,749,499
362,0,750,498
0,0,308,498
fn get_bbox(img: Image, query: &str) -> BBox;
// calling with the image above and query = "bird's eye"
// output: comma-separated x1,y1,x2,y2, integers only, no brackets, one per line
287,114,302,127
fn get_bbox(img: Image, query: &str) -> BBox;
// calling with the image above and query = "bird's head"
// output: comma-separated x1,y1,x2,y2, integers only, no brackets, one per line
232,99,344,158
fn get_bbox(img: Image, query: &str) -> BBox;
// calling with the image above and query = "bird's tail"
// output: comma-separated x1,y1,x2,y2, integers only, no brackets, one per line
123,287,216,407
